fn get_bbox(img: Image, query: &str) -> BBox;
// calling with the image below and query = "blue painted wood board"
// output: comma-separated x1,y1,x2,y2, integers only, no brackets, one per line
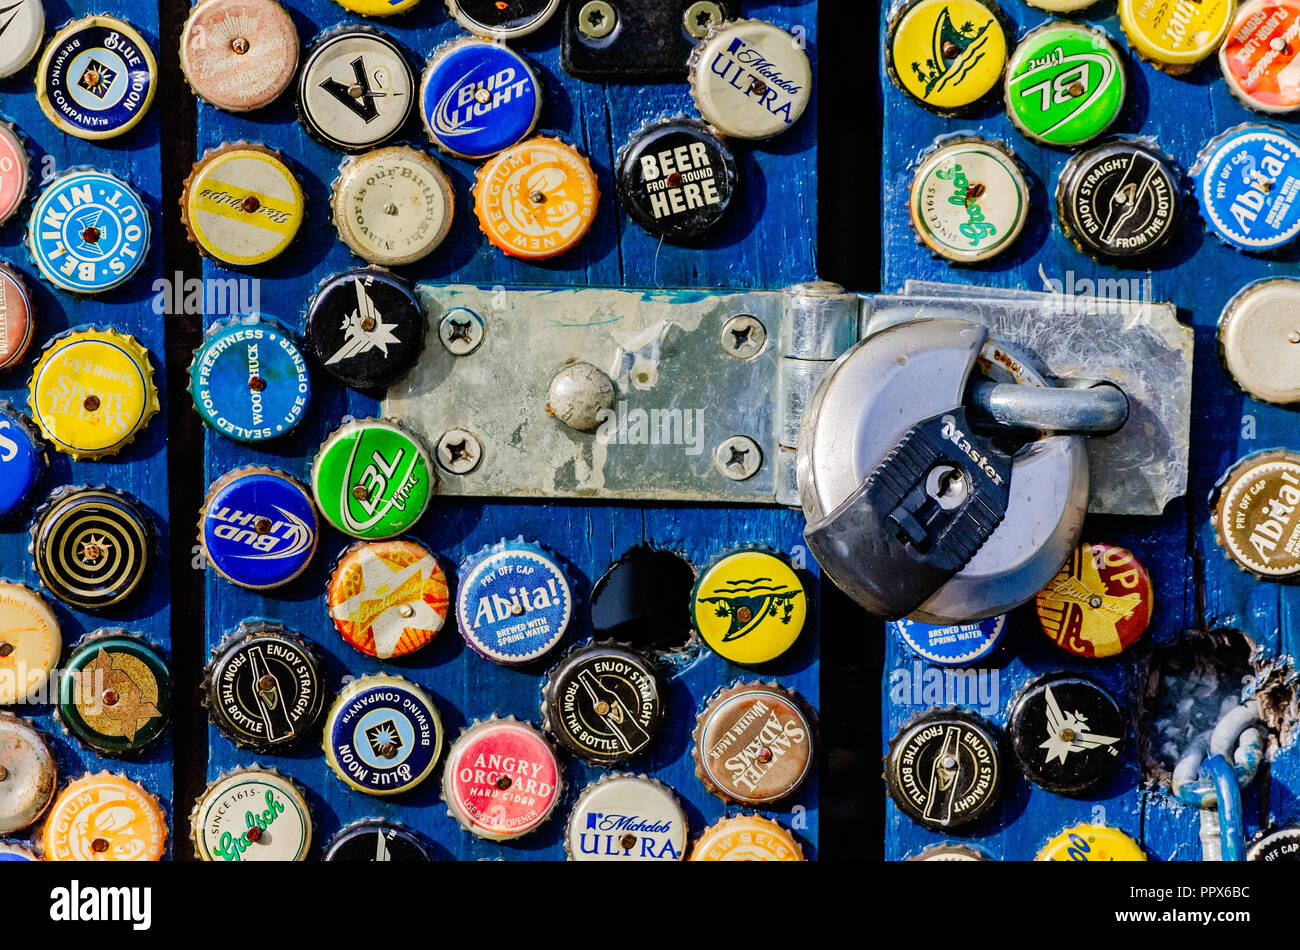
0,0,173,854
200,0,820,860
880,0,1300,861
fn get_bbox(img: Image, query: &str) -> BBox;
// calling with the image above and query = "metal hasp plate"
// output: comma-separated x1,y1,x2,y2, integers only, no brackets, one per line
384,283,857,504
865,282,1194,516
562,0,739,81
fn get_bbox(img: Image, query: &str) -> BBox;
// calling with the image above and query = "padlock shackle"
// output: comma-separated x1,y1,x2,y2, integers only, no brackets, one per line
968,381,1129,435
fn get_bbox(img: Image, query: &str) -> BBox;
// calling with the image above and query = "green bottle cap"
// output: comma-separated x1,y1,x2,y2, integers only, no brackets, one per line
311,417,434,539
1005,22,1126,148
56,631,171,756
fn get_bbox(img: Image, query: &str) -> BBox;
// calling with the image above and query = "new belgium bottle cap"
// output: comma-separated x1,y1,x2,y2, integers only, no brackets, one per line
474,136,598,260
688,814,804,861
1218,279,1300,405
298,26,416,153
540,642,662,766
44,772,166,861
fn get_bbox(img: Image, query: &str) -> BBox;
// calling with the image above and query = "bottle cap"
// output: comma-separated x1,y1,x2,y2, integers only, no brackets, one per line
688,19,812,139
0,713,55,835
1036,822,1145,861
202,620,325,752
56,631,169,757
182,143,305,268
1005,22,1125,148
616,116,736,241
0,0,42,79
26,169,150,294
446,0,560,39
0,124,30,225
540,642,662,765
305,268,425,390
1036,541,1153,658
590,547,696,650
420,38,542,160
191,767,312,862
1248,827,1300,861
35,15,157,140
907,842,991,860
890,613,1006,666
885,707,1004,831
188,315,311,442
1027,0,1102,8
43,772,166,861
474,136,599,260
565,773,687,862
0,581,60,705
0,841,39,860
0,263,34,370
1222,2,1300,112
1057,140,1180,260
1007,672,1124,795
200,467,318,590
1218,279,1300,404
311,417,435,540
1120,0,1234,72
691,548,807,665
298,26,416,153
180,0,299,112
27,327,158,459
332,0,421,17
456,539,572,665
692,681,814,805
909,136,1029,263
0,403,45,519
1193,124,1300,253
1211,449,1300,578
887,0,1009,114
327,538,448,659
441,716,562,841
29,485,156,611
330,146,455,266
688,814,804,861
323,673,444,796
324,819,432,860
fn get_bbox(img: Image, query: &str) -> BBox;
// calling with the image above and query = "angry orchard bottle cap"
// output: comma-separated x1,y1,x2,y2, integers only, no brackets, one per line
456,539,572,666
311,417,435,540
180,0,299,113
182,143,305,268
1211,449,1300,579
692,681,815,805
199,467,318,590
322,674,444,797
191,766,312,862
441,715,562,841
327,538,448,659
420,37,542,160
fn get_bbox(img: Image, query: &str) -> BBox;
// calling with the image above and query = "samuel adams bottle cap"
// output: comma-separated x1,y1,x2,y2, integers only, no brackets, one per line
456,539,573,665
885,707,1004,832
565,773,687,862
887,0,1009,115
617,116,736,242
540,642,662,766
692,681,815,805
56,630,170,757
420,37,542,160
298,26,416,152
1193,124,1300,253
1218,279,1300,405
1211,449,1300,579
909,136,1029,263
304,268,426,390
442,715,562,841
199,467,319,590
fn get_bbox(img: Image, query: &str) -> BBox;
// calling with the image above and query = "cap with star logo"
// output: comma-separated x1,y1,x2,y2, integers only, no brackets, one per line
305,268,426,390
885,707,1005,832
324,818,432,861
692,681,815,805
312,418,435,540
0,713,56,835
203,620,325,753
541,642,662,766
0,0,43,79
55,631,170,757
691,548,807,665
36,15,157,140
298,25,416,153
330,147,455,266
43,772,166,861
1036,541,1153,659
26,170,151,294
182,143,305,269
0,581,60,706
1007,672,1125,796
199,467,319,591
1036,822,1146,861
323,674,444,796
456,539,572,666
327,538,448,659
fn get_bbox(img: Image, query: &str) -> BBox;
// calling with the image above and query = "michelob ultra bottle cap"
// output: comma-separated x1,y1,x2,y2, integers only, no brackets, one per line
1036,541,1153,659
42,772,166,861
304,268,426,390
0,403,45,519
690,548,807,665
420,37,542,160
692,681,815,805
688,19,812,140
887,0,1009,114
1004,22,1126,149
565,773,687,862
181,142,305,268
330,146,455,266
322,673,444,796
0,581,60,706
327,538,448,659
199,467,319,590
26,169,150,294
1221,1,1300,113
311,417,435,540
1218,279,1300,404
191,766,312,862
1119,0,1234,73
36,15,157,140
0,713,55,834
446,0,560,38
180,0,299,112
456,538,572,665
1211,449,1300,578
1037,822,1146,860
540,642,662,766
325,819,432,861
474,136,599,260
441,715,562,841
298,25,416,153
0,0,42,79
189,315,311,442
616,115,736,241
27,327,158,459
1057,140,1180,260
56,631,170,757
885,707,1004,832
1193,124,1300,253
909,136,1029,264
0,124,30,226
688,814,804,861
203,620,325,752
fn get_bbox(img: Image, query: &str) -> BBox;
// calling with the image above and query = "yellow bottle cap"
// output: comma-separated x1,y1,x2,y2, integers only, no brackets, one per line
1037,823,1147,861
689,814,805,861
0,581,60,705
474,136,599,260
27,327,158,459
182,142,305,268
887,0,1009,113
1119,0,1235,69
692,549,807,665
42,772,167,861
332,0,420,15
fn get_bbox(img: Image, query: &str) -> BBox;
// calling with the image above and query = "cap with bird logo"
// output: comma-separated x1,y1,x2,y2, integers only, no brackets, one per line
1008,672,1126,796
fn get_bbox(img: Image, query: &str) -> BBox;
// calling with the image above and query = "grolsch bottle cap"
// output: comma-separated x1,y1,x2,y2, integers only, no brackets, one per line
909,136,1029,263
190,766,312,861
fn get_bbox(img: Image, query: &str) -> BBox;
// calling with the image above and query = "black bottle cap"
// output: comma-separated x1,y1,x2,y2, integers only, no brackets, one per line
885,707,1004,832
541,642,662,766
590,547,695,651
324,818,432,861
1008,672,1125,796
1248,827,1300,862
1057,140,1180,260
617,116,737,242
304,268,426,390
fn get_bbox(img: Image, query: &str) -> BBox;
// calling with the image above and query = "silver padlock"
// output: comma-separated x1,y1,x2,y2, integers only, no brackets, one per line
797,317,1124,624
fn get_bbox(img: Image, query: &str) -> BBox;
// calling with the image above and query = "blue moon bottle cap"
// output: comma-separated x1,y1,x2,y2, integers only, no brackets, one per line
890,614,1006,667
322,673,444,796
420,37,542,160
0,403,45,519
26,168,151,294
456,539,573,666
304,268,425,390
200,467,318,590
1193,123,1300,253
189,315,311,442
35,15,158,140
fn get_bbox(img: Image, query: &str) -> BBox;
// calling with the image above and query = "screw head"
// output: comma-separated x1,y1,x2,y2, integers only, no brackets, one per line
721,314,767,360
439,310,484,356
714,435,762,481
578,0,616,38
546,361,615,432
684,1,723,38
436,428,483,475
